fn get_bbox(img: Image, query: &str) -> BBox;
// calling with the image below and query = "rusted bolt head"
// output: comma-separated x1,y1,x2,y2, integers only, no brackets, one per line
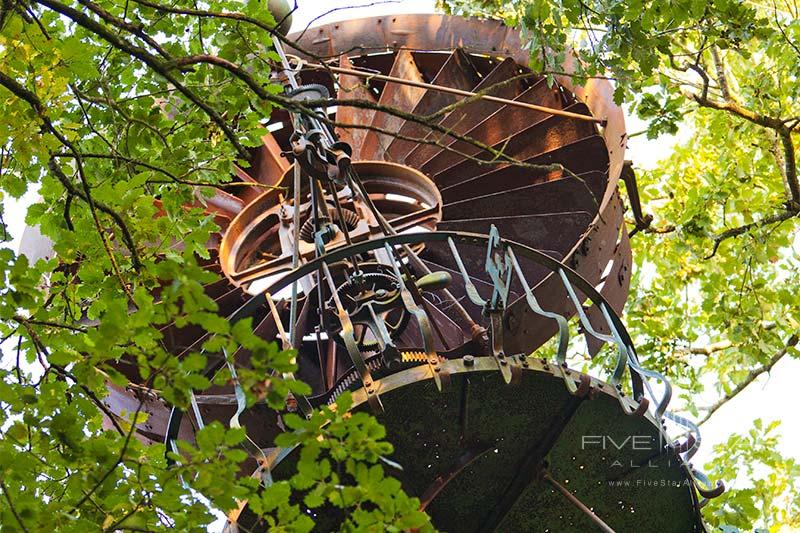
463,355,475,366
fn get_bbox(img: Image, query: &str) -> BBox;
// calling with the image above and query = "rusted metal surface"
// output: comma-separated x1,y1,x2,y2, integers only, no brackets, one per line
403,57,525,167
248,133,290,186
420,79,564,176
218,161,443,286
311,60,603,124
432,110,600,194
333,54,377,151
384,49,480,161
585,226,632,356
357,49,427,160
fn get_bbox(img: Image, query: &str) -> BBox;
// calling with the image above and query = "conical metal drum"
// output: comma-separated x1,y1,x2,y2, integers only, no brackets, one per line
37,14,720,532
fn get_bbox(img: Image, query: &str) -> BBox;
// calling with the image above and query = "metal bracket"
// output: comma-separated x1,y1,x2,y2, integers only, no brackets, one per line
485,225,512,310
265,295,313,418
621,161,654,238
489,310,514,384
448,236,486,307
321,262,383,412
507,247,580,395
384,243,444,390
366,302,403,369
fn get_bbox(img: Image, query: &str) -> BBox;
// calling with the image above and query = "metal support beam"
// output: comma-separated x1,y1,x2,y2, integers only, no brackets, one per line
542,470,616,533
476,391,587,533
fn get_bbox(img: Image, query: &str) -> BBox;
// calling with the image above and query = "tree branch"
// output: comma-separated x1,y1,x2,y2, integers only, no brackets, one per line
705,207,800,258
0,480,28,533
0,69,142,272
710,46,733,101
686,340,734,355
35,0,251,160
778,129,800,207
75,0,173,60
47,158,142,276
691,92,800,206
698,333,798,425
129,0,327,62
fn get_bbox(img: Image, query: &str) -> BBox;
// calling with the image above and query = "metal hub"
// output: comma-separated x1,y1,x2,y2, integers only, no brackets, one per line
218,160,442,292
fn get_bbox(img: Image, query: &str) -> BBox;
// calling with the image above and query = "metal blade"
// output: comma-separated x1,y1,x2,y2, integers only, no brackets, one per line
335,54,378,155
432,103,596,190
250,133,290,187
359,49,427,161
233,164,267,204
439,138,608,204
439,211,589,257
383,49,480,162
420,78,562,177
404,57,525,167
204,189,245,220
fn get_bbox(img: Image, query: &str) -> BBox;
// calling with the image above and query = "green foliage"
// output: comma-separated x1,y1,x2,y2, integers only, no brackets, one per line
702,420,800,531
264,393,432,532
0,1,427,531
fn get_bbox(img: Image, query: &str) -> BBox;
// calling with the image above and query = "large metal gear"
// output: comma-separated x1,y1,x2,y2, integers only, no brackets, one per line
323,265,409,353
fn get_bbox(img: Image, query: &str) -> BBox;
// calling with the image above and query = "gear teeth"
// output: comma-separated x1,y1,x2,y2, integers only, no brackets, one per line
327,358,383,404
401,351,427,363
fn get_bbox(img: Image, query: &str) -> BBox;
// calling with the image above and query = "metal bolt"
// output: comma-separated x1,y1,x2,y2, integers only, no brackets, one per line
463,355,475,366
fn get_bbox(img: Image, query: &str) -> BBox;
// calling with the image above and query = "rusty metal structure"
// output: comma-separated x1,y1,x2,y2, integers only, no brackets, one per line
29,13,725,532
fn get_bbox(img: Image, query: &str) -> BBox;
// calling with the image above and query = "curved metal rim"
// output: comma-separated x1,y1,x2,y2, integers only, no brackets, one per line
218,160,444,285
287,13,626,187
166,230,644,446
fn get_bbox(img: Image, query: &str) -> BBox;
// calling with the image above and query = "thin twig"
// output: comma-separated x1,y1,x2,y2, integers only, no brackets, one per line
698,334,798,425
705,207,800,258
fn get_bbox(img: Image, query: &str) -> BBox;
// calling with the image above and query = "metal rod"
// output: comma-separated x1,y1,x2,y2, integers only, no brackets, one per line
302,62,605,124
542,471,616,533
190,391,205,430
325,336,337,391
289,163,301,348
273,38,300,90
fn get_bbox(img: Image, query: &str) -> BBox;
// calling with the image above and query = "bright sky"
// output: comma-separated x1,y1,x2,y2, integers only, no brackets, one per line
1,0,797,522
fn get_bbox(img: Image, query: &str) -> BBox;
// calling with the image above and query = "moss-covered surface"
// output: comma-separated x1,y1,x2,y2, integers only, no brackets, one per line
270,367,703,532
